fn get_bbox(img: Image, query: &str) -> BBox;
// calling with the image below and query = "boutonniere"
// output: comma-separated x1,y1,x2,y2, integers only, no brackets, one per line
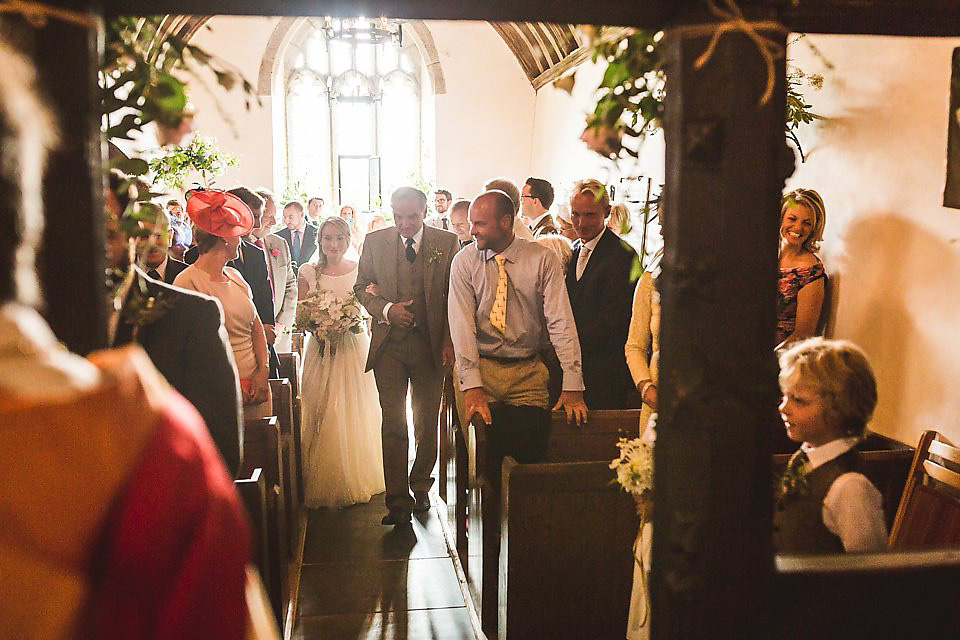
775,452,810,501
110,268,174,342
271,248,281,257
426,244,444,265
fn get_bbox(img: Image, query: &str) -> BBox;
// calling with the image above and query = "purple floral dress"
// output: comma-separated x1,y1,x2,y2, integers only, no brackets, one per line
777,259,826,345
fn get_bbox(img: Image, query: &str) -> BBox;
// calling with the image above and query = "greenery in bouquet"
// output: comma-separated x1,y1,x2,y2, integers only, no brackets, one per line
294,288,367,356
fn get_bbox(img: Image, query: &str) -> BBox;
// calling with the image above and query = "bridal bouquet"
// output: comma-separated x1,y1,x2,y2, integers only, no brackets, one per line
294,289,366,356
609,414,657,522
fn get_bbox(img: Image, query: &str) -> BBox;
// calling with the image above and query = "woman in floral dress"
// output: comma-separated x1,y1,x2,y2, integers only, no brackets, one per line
777,188,827,350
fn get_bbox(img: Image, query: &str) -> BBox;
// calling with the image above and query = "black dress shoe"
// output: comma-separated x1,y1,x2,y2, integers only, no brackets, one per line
381,509,412,526
413,491,431,512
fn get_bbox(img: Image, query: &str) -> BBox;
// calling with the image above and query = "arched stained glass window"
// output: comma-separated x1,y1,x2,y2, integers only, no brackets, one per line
283,18,423,213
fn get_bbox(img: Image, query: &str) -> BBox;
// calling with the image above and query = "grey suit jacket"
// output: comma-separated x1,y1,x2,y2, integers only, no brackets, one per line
263,233,297,331
354,224,459,372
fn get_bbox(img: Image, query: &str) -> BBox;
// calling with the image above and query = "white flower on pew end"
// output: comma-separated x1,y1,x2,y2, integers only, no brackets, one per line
609,413,656,497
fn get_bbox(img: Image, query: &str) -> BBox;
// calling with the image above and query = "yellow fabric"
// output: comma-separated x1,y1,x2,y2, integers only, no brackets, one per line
489,254,508,334
478,356,549,409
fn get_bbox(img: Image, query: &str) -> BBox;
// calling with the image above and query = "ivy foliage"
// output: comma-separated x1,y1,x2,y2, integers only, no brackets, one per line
101,16,257,149
575,27,824,161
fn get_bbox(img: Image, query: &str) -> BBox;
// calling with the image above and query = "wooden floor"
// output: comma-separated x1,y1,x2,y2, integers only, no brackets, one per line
293,493,480,640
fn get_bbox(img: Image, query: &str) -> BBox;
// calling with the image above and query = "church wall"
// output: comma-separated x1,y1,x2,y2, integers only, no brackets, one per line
787,34,960,447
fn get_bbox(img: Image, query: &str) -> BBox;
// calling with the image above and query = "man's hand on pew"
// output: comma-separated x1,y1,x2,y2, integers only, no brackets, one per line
553,391,588,426
465,387,493,426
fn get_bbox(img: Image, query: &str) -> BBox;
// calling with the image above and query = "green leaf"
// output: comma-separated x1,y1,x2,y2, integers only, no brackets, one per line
110,157,150,176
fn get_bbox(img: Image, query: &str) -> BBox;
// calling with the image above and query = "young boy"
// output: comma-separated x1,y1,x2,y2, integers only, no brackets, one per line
774,338,888,553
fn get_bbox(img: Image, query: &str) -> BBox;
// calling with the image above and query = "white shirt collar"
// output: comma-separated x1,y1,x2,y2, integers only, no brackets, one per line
154,255,168,279
399,225,424,248
801,436,860,472
531,211,551,227
581,226,607,252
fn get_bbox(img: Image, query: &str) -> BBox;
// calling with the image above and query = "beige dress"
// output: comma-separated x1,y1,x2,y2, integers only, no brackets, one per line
174,265,272,419
623,270,660,640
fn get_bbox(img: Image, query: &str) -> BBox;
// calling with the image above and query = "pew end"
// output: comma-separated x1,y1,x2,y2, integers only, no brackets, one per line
889,430,960,549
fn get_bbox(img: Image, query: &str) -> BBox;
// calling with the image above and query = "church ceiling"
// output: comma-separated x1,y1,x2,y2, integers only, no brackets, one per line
154,15,596,91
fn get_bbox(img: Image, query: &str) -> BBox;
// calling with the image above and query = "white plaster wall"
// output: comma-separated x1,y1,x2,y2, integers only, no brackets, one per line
187,16,280,192
786,34,960,447
428,21,535,199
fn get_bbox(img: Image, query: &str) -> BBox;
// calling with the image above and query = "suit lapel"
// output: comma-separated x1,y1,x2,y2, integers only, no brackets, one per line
384,227,400,302
421,225,437,311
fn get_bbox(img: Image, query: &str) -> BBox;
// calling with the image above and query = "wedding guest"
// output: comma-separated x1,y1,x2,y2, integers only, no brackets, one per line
255,189,297,353
777,188,827,349
775,337,887,553
297,216,385,508
138,211,187,284
426,188,453,230
555,205,578,242
277,200,318,269
307,196,324,223
175,191,273,419
533,234,573,272
0,40,270,638
625,225,663,433
484,177,535,241
566,179,640,409
449,190,587,495
522,177,558,237
449,199,474,249
607,202,631,236
109,172,243,474
338,204,362,258
166,198,192,260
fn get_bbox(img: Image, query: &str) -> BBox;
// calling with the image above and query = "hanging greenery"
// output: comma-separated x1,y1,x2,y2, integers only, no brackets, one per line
572,27,825,162
101,16,257,163
149,134,238,189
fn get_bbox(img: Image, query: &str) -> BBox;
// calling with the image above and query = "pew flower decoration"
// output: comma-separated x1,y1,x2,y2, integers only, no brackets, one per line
610,415,657,523
294,288,366,357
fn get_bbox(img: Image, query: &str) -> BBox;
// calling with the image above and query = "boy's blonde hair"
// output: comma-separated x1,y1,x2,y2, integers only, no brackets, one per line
778,337,877,437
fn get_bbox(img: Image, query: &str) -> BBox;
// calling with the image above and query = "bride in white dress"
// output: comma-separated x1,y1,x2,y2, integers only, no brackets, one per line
297,216,385,508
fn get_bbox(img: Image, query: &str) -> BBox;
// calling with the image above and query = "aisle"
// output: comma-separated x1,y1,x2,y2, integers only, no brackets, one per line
294,494,479,640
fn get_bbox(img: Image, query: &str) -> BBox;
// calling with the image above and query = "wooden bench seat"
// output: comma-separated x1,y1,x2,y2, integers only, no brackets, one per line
240,416,288,625
269,377,299,550
277,352,303,503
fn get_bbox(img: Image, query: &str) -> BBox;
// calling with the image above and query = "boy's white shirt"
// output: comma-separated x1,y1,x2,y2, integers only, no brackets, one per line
800,437,888,552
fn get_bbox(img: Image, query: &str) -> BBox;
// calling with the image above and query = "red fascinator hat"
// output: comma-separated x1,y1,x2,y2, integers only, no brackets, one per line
185,188,254,238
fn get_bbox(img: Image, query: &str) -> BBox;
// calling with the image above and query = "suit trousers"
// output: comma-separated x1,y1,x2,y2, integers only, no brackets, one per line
373,330,443,512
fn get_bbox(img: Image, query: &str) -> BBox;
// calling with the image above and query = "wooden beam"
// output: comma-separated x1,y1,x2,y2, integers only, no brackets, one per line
100,0,682,29
776,0,960,37
652,18,788,638
30,11,107,355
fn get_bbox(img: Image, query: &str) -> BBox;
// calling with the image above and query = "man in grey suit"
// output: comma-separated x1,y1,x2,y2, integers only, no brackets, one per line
255,189,297,353
355,187,459,526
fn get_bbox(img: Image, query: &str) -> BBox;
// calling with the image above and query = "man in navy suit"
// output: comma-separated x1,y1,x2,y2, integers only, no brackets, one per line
565,179,641,409
276,200,317,271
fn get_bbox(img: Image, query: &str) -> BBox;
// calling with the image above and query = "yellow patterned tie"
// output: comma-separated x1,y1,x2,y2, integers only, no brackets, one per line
489,254,508,334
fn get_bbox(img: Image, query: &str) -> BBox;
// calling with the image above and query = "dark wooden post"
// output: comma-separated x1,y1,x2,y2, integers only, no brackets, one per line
652,17,792,638
32,10,107,355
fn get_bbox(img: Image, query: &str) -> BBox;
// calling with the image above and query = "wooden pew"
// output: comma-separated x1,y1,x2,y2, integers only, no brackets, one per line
241,417,288,626
277,352,304,504
499,457,637,640
235,467,270,591
438,378,469,573
291,332,304,358
269,377,299,550
464,409,642,634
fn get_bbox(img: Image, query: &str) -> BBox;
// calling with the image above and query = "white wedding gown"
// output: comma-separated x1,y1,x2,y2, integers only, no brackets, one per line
298,263,385,508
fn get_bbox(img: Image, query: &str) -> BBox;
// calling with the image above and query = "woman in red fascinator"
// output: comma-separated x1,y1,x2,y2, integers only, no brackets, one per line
173,189,273,418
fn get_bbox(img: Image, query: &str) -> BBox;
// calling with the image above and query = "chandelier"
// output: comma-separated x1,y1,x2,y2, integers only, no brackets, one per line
322,17,402,45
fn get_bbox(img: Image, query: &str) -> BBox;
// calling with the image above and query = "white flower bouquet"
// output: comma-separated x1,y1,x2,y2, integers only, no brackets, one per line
294,288,366,356
609,415,657,522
